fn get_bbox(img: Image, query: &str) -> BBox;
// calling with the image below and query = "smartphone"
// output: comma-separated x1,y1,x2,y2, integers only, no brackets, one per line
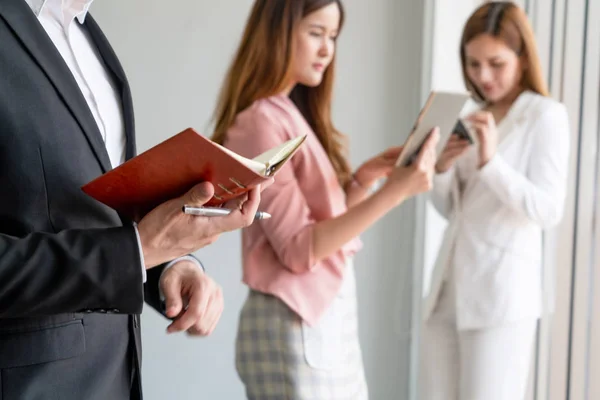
452,120,474,144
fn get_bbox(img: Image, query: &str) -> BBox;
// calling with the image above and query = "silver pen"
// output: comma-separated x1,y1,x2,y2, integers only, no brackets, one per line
182,205,272,220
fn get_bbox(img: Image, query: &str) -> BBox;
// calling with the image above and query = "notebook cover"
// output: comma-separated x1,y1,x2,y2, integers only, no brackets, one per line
82,128,268,221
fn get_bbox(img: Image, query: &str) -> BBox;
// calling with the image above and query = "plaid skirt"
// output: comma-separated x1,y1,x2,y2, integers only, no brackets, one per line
235,262,368,400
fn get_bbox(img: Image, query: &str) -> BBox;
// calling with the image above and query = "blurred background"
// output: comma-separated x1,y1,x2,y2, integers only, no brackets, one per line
90,0,600,399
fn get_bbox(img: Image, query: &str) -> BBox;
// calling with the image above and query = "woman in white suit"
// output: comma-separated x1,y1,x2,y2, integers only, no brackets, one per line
421,2,570,400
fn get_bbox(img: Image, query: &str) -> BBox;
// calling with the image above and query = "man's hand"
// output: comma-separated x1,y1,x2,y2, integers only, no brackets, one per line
160,260,223,336
137,181,262,269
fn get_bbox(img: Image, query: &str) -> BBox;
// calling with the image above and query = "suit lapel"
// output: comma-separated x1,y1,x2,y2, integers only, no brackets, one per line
495,91,534,151
0,0,113,172
81,15,137,225
83,14,136,160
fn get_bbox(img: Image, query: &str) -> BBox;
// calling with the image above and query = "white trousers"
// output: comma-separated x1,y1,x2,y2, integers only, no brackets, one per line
420,271,538,400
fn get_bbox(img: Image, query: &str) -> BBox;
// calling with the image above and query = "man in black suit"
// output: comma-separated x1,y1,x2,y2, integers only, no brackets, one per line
0,0,263,399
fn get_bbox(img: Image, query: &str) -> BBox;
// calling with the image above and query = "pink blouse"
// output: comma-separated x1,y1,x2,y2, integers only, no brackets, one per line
224,94,363,326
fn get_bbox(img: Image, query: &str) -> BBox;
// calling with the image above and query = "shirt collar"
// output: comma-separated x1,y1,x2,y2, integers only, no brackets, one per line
24,0,94,24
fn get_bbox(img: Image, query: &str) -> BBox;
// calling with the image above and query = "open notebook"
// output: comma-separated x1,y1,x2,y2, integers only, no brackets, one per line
82,128,306,221
216,135,306,176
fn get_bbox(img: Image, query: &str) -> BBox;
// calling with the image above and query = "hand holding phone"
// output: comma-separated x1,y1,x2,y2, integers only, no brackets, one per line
452,119,475,144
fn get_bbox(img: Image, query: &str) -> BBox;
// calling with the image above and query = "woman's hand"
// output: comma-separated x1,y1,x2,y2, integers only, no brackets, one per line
466,111,498,168
353,145,404,189
435,134,471,173
379,128,440,205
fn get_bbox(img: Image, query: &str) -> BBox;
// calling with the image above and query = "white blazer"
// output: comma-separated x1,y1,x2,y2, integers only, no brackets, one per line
423,91,570,330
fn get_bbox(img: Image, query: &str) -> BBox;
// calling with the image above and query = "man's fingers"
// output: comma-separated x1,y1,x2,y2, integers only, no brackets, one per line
261,179,275,191
210,187,262,233
187,289,223,336
206,297,224,334
223,193,249,210
167,288,210,333
222,185,260,214
184,182,215,206
161,273,184,319
240,186,261,215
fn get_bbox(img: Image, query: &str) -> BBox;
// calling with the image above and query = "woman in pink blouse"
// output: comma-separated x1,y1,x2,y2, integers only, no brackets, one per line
211,1,439,399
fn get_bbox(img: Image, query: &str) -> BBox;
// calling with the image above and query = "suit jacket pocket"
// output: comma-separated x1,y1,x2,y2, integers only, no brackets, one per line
0,319,85,368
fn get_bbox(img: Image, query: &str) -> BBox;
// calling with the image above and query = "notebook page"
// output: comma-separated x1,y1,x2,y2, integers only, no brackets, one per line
252,135,306,176
213,142,267,174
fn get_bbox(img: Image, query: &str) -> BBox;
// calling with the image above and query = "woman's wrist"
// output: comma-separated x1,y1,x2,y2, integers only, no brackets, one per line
375,182,407,209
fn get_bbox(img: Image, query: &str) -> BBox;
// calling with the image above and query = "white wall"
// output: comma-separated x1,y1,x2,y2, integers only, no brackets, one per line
90,1,426,398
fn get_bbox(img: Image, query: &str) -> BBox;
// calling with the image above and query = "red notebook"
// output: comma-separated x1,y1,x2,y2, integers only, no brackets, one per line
82,128,306,221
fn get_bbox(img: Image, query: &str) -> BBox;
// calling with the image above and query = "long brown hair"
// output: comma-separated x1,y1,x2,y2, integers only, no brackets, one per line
460,1,548,101
211,0,352,185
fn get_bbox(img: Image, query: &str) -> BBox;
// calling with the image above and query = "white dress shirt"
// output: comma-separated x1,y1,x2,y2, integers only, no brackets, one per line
34,0,126,168
25,0,199,283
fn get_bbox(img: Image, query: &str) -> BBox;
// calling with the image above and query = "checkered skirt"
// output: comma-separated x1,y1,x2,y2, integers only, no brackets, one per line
235,263,368,400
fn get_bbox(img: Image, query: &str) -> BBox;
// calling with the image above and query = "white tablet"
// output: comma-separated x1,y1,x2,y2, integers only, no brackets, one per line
396,91,472,166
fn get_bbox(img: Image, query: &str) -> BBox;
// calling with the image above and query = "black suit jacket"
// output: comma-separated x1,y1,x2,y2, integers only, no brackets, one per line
0,1,169,398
